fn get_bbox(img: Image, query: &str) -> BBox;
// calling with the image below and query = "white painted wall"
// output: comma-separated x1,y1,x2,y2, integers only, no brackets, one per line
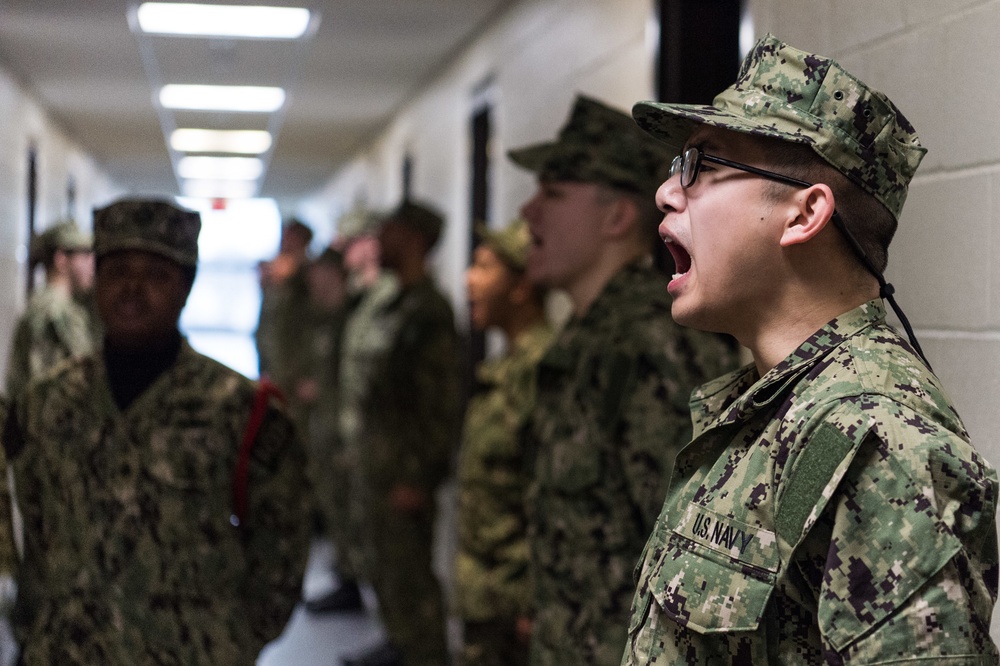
0,66,123,381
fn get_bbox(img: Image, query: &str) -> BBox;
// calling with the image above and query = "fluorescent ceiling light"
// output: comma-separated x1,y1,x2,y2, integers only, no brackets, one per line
171,129,272,154
160,85,285,112
178,156,264,180
182,179,258,199
137,3,311,39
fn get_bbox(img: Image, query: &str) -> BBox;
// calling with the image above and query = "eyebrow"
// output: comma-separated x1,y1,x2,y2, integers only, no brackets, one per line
684,135,719,153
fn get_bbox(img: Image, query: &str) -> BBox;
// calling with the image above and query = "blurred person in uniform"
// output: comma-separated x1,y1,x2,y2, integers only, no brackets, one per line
455,218,554,666
305,207,397,615
297,248,352,562
509,95,740,665
2,198,311,665
5,220,95,399
621,35,999,663
342,201,462,666
255,218,313,404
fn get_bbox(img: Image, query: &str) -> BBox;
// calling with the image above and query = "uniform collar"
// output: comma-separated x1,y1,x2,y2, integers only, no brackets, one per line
576,256,654,326
690,300,887,433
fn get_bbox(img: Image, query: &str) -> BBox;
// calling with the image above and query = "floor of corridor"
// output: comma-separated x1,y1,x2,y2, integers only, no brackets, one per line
258,540,387,666
259,482,458,665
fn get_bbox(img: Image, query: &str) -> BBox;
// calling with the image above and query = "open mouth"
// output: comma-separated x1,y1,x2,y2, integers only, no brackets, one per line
663,236,691,280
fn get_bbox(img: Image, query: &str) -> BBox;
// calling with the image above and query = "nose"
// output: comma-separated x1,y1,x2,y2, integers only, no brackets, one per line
519,190,541,221
655,174,685,216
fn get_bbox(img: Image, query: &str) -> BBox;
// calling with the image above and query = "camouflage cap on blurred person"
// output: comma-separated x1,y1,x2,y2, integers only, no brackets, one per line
509,94,676,197
475,218,532,272
632,34,926,220
30,220,92,266
336,205,382,242
382,200,445,249
93,198,201,267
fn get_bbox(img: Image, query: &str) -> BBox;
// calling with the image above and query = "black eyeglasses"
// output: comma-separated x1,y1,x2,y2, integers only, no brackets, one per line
669,147,813,191
667,146,931,369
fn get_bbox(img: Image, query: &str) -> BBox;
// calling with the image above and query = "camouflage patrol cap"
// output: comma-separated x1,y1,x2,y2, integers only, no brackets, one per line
475,218,531,271
509,94,675,197
30,220,91,265
632,34,926,220
382,200,445,249
336,206,381,241
93,198,201,267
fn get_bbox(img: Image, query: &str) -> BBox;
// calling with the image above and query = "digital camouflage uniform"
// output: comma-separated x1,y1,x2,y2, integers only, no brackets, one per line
622,302,998,664
5,285,94,400
5,221,95,400
337,271,398,581
261,262,313,433
4,199,311,665
8,345,311,665
523,260,737,665
623,35,999,663
509,95,739,665
305,300,348,540
456,320,554,666
361,273,462,666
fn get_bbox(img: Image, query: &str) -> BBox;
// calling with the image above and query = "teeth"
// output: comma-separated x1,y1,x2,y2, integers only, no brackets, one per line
663,236,674,243
672,273,684,280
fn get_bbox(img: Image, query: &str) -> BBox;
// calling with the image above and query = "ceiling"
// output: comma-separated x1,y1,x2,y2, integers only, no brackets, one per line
0,0,515,208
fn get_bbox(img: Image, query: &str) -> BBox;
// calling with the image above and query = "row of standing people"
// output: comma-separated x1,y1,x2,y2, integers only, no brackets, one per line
258,89,741,665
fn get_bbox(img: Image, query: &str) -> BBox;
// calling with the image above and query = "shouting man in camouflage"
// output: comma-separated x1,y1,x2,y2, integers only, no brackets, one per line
510,95,738,664
622,35,999,663
4,198,311,665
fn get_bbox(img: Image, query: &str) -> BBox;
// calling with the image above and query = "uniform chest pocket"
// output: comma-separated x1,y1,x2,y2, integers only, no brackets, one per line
647,536,777,634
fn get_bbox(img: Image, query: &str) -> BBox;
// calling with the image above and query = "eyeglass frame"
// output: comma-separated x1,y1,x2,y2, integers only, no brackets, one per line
668,146,815,191
664,146,931,368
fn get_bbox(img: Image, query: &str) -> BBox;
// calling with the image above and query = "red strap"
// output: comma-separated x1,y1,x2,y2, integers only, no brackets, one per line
232,379,285,528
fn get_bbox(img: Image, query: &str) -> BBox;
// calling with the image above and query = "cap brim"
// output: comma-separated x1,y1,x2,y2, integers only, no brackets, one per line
507,141,557,172
632,100,813,150
96,239,196,267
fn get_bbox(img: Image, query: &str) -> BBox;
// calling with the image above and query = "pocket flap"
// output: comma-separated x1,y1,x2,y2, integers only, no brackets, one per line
648,539,776,633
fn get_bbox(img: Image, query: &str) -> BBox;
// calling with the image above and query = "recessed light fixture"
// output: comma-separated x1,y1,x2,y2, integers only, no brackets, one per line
171,129,272,154
137,3,312,39
178,156,264,181
159,85,285,112
182,179,258,199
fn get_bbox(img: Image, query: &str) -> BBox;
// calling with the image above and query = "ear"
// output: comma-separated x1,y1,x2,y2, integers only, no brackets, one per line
600,194,639,240
779,183,836,247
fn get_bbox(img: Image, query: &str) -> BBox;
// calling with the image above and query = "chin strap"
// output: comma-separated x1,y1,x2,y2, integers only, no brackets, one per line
830,213,932,372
